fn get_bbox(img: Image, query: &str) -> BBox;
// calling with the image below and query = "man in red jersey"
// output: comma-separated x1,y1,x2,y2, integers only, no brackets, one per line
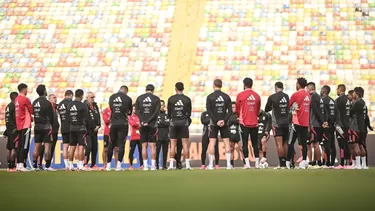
102,107,111,170
236,78,261,169
15,83,33,172
286,78,310,169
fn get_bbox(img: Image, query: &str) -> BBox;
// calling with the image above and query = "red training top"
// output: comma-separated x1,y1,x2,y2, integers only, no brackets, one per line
289,89,310,127
102,108,111,136
128,113,140,140
15,94,33,131
236,89,261,128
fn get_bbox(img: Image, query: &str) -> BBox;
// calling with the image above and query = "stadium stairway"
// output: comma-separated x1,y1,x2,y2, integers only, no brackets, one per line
162,0,207,99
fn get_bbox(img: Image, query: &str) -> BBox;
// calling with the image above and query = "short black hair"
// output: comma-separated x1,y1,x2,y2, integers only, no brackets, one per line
243,77,253,89
146,84,155,91
120,85,128,91
322,85,331,94
160,100,165,105
65,90,73,97
297,77,308,88
338,84,346,93
17,83,28,92
275,82,283,89
348,90,354,95
354,87,364,98
175,82,184,91
75,89,84,98
307,82,316,90
10,92,18,101
36,84,46,96
231,101,236,105
214,79,222,88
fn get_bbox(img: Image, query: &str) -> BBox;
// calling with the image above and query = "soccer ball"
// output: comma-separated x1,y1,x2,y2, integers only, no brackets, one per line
259,162,269,169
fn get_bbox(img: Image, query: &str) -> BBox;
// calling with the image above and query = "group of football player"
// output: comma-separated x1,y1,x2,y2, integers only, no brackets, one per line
3,77,372,171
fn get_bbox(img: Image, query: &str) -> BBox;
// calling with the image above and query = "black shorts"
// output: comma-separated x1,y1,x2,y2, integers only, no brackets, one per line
289,124,309,145
258,133,270,143
70,130,87,146
110,125,129,147
240,126,258,144
62,132,70,144
103,135,109,148
170,126,189,139
6,130,18,150
349,130,364,144
140,126,157,143
209,125,229,139
34,129,52,144
272,126,289,142
310,127,323,144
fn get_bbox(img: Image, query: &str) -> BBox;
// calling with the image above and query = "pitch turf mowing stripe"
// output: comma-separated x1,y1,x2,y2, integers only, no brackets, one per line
1,170,375,211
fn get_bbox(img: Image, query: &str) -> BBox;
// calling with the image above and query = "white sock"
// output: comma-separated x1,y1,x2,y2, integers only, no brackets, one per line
169,159,174,168
356,156,361,167
117,161,121,168
208,155,214,167
255,157,260,166
64,159,68,168
245,158,250,167
225,153,231,167
186,159,191,168
69,161,74,169
361,157,367,167
143,160,148,168
286,161,291,168
151,159,156,167
78,161,83,169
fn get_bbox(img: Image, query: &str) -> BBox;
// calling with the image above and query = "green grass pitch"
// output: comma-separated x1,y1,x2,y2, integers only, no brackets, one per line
1,169,375,211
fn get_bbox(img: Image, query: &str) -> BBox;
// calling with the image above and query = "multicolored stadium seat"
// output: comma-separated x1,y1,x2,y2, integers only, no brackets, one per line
188,0,375,130
0,0,175,131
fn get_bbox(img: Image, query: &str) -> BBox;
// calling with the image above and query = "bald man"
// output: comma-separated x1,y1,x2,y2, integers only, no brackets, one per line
84,92,101,170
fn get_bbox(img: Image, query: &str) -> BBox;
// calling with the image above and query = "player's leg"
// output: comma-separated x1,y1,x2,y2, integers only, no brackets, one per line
214,137,220,168
313,128,323,167
68,132,77,170
207,125,218,169
336,132,346,168
286,126,298,168
90,132,98,168
62,133,70,169
38,144,45,169
156,140,162,169
107,127,118,170
32,131,43,170
176,138,183,169
229,141,235,167
359,133,367,169
248,127,260,168
84,133,92,167
220,126,232,169
274,134,284,167
77,131,88,170
169,139,177,169
136,140,143,168
141,128,149,170
23,129,31,168
116,131,127,171
182,126,191,169
201,130,209,168
345,130,351,166
50,133,58,162
260,136,268,164
102,135,109,169
162,140,169,169
329,130,336,168
240,126,251,168
129,140,137,169
149,127,157,170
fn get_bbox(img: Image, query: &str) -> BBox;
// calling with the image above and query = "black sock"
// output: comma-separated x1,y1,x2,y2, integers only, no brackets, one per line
281,157,286,167
46,160,51,168
309,161,313,165
263,152,267,158
24,163,27,168
317,160,322,166
322,158,326,166
243,159,246,164
10,161,14,169
33,160,38,168
230,160,234,166
340,158,344,166
7,160,11,169
312,161,316,166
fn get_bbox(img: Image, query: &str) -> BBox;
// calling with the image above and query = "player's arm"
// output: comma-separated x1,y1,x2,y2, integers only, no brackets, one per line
206,95,218,123
127,97,133,116
349,101,360,117
224,97,233,123
145,99,160,124
47,102,55,126
235,93,241,116
25,98,34,115
201,112,210,125
95,104,101,127
135,98,145,123
265,113,272,133
265,96,273,112
311,95,324,125
84,105,90,128
323,98,330,124
187,98,192,118
167,97,172,119
159,115,169,128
